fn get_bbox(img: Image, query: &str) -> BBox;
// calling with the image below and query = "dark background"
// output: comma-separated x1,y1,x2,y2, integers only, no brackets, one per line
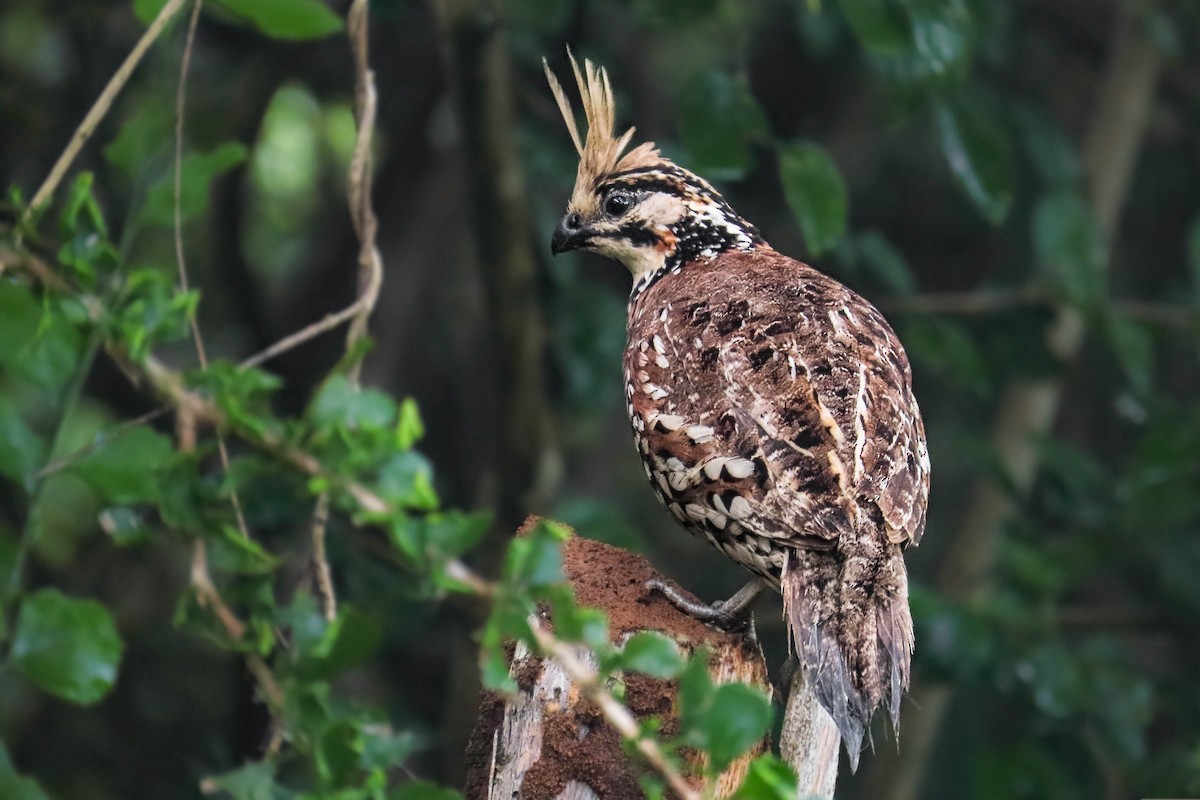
1,0,1199,797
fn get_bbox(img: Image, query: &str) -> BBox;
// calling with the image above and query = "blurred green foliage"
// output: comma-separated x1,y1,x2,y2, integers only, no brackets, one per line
0,0,1197,798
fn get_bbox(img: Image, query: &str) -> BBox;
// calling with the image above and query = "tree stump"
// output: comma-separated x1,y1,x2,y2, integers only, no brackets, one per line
463,531,772,799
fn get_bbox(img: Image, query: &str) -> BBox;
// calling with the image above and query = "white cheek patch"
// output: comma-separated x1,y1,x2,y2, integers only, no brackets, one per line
634,193,687,227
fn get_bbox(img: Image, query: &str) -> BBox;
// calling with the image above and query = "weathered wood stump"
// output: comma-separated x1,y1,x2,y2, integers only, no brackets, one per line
463,532,772,799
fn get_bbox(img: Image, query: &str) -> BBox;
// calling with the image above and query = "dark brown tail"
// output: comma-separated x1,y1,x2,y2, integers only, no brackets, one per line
781,534,913,772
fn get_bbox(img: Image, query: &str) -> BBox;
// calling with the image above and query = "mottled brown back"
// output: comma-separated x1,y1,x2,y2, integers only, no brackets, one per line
623,248,929,768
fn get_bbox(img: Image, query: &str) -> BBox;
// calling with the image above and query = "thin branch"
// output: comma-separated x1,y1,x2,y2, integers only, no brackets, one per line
300,0,387,625
310,494,336,622
171,0,250,541
23,0,191,220
238,298,372,368
529,623,700,800
343,0,384,386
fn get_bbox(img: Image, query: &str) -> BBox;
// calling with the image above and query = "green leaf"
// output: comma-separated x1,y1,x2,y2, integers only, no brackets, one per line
618,631,685,678
358,724,419,772
479,642,517,693
0,396,46,485
112,268,199,360
0,743,49,800
677,653,771,773
10,588,123,705
935,96,1013,225
838,0,911,53
0,283,84,395
731,755,797,800
202,761,287,800
839,0,971,86
283,598,381,680
98,507,154,547
778,140,848,257
213,0,343,40
377,452,439,511
66,426,174,504
422,510,492,562
104,102,172,175
140,142,248,226
311,375,397,432
211,526,280,575
702,683,773,773
1032,190,1106,308
504,520,567,590
133,0,170,25
677,70,769,179
396,397,425,450
392,780,463,800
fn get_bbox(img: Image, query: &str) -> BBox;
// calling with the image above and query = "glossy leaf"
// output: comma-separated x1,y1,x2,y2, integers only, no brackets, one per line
778,140,848,256
66,426,174,504
311,375,397,432
10,588,123,705
703,683,774,773
618,631,685,678
214,0,343,40
935,96,1013,224
731,755,797,799
136,0,343,39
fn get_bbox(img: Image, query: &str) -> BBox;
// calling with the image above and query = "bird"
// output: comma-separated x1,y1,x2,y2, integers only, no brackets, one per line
543,53,930,769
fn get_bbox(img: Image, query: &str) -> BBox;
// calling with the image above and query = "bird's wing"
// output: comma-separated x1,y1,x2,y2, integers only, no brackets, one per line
632,250,928,549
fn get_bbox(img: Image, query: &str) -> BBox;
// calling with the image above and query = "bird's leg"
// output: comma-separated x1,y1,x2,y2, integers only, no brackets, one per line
646,578,766,632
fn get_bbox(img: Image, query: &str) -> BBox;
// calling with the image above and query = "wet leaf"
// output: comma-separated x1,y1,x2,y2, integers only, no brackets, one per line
10,589,123,705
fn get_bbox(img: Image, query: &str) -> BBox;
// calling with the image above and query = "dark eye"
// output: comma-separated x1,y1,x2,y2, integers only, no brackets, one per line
603,192,633,217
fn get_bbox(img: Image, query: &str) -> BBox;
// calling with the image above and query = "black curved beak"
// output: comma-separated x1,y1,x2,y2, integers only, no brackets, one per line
550,212,588,255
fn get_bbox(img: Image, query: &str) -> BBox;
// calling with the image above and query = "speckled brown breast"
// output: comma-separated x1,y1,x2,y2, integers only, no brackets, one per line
622,247,929,584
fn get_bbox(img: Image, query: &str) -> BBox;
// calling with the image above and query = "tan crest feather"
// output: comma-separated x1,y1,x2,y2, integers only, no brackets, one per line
543,49,664,213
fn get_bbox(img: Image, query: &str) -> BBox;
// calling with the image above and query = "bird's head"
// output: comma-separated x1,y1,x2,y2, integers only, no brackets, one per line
544,53,764,296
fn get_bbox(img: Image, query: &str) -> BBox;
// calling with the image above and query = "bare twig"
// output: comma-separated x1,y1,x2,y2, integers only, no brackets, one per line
170,0,250,541
310,494,336,621
301,0,387,624
528,623,700,800
23,0,191,220
343,0,384,385
239,299,372,368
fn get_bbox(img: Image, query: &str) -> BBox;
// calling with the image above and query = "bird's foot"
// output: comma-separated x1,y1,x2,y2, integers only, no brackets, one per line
646,578,765,633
